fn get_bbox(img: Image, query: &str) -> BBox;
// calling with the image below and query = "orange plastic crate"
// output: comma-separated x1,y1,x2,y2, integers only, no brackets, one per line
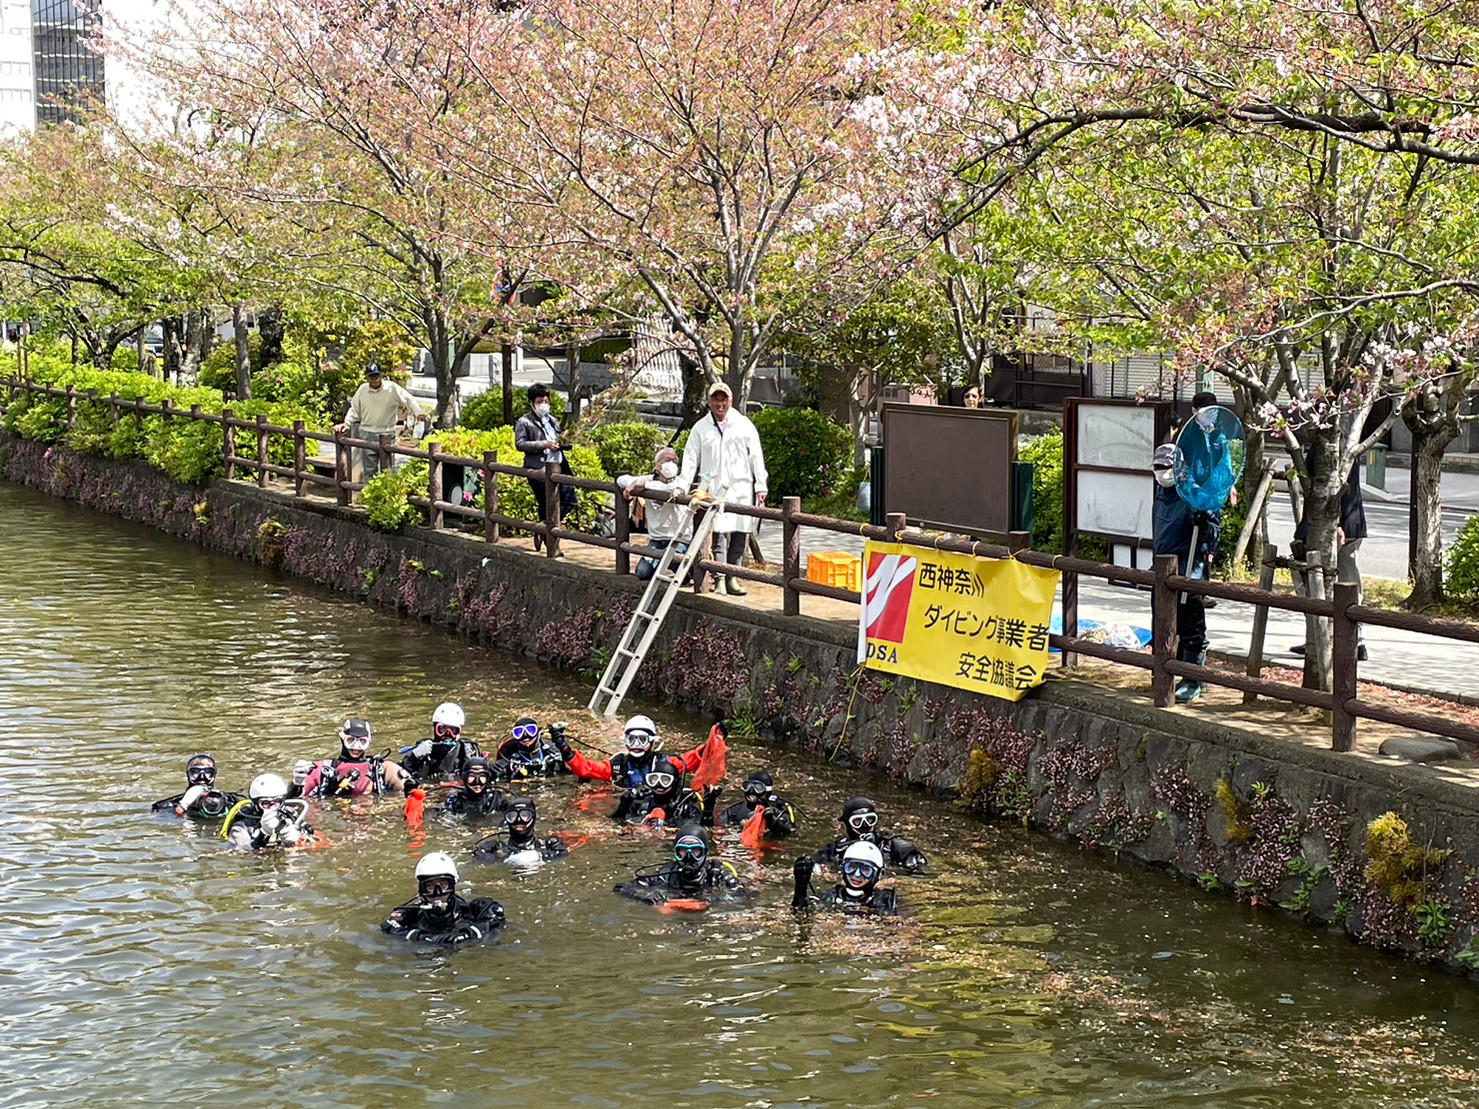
807,551,861,591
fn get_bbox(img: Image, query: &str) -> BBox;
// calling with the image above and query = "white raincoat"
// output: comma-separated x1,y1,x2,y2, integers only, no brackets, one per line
677,409,768,534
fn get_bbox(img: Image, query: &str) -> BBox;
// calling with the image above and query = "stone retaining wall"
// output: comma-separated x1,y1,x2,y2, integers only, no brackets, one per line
5,433,1479,974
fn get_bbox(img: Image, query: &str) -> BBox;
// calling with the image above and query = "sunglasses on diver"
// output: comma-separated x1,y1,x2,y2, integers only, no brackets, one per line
418,877,455,899
511,724,539,741
673,841,706,861
841,860,881,881
434,723,461,741
187,766,217,785
645,771,676,790
846,811,879,832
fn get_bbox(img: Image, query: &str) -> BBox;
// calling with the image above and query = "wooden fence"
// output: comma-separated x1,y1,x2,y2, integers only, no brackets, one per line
7,377,1479,753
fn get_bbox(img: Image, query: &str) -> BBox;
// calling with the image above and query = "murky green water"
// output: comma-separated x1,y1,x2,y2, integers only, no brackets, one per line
3,482,1478,1108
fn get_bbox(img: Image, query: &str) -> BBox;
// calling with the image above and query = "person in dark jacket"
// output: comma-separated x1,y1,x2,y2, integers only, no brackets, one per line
151,753,242,820
1290,449,1368,660
614,825,747,907
718,770,798,839
472,799,568,864
1152,392,1226,704
792,841,901,916
382,853,504,945
812,796,926,873
400,701,483,783
445,756,512,817
492,718,571,780
513,383,576,551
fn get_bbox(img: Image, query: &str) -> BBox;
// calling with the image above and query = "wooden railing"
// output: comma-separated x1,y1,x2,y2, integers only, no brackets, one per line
6,376,1479,753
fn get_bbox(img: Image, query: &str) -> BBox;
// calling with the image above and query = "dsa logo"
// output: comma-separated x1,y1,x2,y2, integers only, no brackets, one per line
861,551,917,645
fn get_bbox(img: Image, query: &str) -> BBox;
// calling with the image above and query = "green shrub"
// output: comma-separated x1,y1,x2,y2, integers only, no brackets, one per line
360,468,421,532
1018,428,1064,553
1446,515,1479,600
428,426,609,532
750,407,850,501
460,387,565,431
198,336,263,394
581,420,669,477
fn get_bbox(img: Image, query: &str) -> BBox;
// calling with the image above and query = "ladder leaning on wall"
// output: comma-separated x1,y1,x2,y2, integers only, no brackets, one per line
588,503,721,718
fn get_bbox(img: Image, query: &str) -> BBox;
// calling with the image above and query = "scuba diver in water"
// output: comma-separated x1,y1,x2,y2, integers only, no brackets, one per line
399,702,483,782
717,769,798,839
222,774,315,850
444,756,512,817
556,714,711,788
792,841,900,915
296,719,414,799
610,759,720,826
471,799,568,864
381,852,504,945
812,796,927,873
491,717,571,780
613,825,746,907
151,753,242,820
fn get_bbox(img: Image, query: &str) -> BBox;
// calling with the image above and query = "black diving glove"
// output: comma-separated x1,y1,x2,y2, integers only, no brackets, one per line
791,855,814,908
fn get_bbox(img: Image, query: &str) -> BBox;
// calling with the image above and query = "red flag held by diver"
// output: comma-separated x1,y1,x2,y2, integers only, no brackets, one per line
658,898,710,914
644,807,667,825
689,723,728,793
739,804,766,848
404,788,426,828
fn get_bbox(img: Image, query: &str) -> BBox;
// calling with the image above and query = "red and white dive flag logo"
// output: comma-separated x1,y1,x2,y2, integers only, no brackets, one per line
857,550,917,661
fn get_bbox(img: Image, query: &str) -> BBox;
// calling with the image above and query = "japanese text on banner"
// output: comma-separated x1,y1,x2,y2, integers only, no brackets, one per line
856,541,1060,702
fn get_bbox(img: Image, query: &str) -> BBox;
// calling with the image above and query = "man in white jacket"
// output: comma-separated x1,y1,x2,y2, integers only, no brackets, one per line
336,364,424,482
677,381,768,595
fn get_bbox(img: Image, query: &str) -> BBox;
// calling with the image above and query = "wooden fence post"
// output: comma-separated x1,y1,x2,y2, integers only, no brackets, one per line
483,451,499,543
614,484,631,576
1331,581,1360,752
376,433,392,483
886,511,906,541
1152,553,1178,708
221,408,235,479
161,398,173,427
783,495,802,616
108,391,120,428
544,460,560,557
334,428,350,506
428,441,444,530
293,420,306,496
64,384,76,428
1244,542,1278,703
254,415,269,487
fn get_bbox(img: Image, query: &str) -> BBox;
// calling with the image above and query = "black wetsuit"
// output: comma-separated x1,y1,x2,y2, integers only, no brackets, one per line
151,789,242,820
800,883,901,916
445,788,512,817
813,834,927,873
399,738,483,783
381,895,505,945
718,796,799,838
472,831,568,863
492,737,570,780
614,860,746,905
611,785,720,826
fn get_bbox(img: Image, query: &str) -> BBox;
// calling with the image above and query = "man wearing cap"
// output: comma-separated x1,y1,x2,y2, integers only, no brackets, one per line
337,363,424,483
1151,393,1223,704
677,381,768,595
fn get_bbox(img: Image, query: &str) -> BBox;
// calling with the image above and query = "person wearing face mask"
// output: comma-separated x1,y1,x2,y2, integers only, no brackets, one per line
677,381,768,595
445,756,512,816
491,718,571,780
151,753,244,820
613,825,747,907
471,799,569,864
811,796,927,873
336,363,424,483
297,718,414,799
792,841,900,915
382,853,504,945
1151,391,1225,705
616,446,695,581
514,383,578,553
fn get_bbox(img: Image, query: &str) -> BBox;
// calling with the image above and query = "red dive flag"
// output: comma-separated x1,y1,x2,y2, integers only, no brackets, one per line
739,805,766,848
403,788,426,828
690,723,728,792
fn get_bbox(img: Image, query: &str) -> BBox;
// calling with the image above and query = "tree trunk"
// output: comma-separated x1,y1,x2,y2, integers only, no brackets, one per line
564,340,582,414
1403,379,1463,609
257,305,285,367
430,312,458,430
1299,431,1345,693
231,303,252,400
679,353,707,429
1236,414,1267,571
163,316,182,380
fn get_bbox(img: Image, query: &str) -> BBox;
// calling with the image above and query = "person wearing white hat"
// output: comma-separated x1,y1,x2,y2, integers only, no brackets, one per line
677,380,768,595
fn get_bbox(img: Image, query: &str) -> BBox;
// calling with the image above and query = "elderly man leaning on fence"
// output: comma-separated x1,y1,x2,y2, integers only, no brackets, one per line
336,363,424,483
617,446,694,581
677,381,768,595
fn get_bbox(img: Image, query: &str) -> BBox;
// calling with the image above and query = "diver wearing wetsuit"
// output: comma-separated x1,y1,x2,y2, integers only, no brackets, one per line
792,842,901,915
812,796,926,873
399,701,483,782
471,799,568,863
222,774,315,850
298,719,413,798
445,756,511,817
491,718,571,780
717,770,798,838
556,714,707,788
151,753,242,820
382,852,504,945
610,759,720,826
614,825,746,906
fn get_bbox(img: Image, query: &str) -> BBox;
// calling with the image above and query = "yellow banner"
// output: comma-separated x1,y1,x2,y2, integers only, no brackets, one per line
856,542,1060,701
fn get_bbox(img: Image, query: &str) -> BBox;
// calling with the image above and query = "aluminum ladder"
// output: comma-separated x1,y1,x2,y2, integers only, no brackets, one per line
588,503,721,717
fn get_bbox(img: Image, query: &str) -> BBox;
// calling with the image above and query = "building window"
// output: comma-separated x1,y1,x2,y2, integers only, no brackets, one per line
31,0,103,126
